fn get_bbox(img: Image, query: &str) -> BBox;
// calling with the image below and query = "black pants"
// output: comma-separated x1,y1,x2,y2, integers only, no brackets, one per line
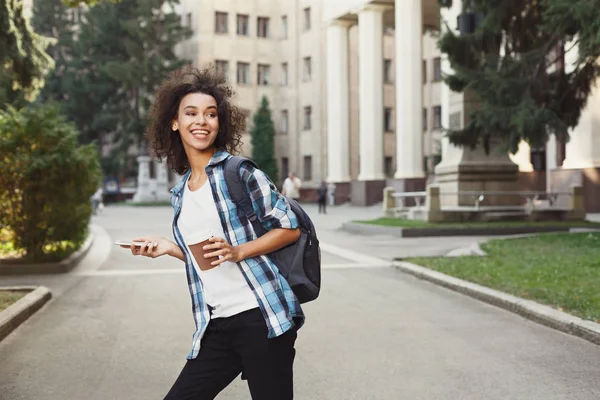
163,308,297,400
318,198,327,214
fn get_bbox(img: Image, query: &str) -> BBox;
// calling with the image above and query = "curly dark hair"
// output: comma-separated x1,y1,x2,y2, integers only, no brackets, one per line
146,65,246,175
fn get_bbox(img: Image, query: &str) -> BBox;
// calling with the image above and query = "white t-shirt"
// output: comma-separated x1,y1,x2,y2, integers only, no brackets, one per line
282,177,302,199
178,178,259,319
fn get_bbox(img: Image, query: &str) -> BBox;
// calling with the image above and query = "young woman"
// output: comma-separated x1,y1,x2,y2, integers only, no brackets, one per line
126,66,304,400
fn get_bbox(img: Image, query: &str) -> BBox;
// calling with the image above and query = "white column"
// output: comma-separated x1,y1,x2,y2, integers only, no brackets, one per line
546,134,557,192
326,20,352,183
357,5,386,181
394,0,425,179
509,141,534,172
562,80,600,168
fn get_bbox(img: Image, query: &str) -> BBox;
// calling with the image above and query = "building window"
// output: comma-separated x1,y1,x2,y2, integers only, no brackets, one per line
257,17,270,38
281,110,288,134
303,57,311,82
303,7,311,31
237,14,249,36
281,16,288,39
281,63,288,86
215,12,228,34
257,64,271,85
422,60,427,83
433,106,442,129
281,157,289,179
303,156,312,181
215,60,229,78
423,108,428,132
433,57,442,82
185,12,192,28
384,157,394,178
237,62,250,84
384,108,394,132
303,106,312,130
384,59,393,83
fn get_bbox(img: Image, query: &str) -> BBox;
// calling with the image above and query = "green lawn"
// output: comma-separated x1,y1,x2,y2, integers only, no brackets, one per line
0,290,27,312
407,232,600,322
355,217,600,229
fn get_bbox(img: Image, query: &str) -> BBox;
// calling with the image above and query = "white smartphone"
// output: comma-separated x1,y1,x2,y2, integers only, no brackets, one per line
114,241,147,247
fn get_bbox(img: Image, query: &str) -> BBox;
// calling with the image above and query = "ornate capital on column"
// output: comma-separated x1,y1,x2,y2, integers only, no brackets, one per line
353,3,392,14
327,18,353,28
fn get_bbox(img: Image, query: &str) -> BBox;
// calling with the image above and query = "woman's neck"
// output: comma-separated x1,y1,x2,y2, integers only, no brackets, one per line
188,147,217,181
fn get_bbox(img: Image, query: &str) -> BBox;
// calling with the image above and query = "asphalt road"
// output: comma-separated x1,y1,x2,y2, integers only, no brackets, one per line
1,204,599,400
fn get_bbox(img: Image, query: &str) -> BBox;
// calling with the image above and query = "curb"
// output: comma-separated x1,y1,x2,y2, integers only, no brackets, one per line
0,286,52,342
342,221,598,238
392,260,600,346
0,233,94,275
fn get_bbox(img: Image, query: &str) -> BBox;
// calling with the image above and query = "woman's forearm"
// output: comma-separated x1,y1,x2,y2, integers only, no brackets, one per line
168,241,186,261
237,228,300,261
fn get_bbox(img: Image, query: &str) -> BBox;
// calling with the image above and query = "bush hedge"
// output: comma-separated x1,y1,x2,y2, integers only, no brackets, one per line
0,103,101,261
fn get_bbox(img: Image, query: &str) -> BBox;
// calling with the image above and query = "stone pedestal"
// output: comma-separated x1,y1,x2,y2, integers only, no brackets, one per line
436,0,520,208
155,161,171,202
435,145,520,207
132,155,154,203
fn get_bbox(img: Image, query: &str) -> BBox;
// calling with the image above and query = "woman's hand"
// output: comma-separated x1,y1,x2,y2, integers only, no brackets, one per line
122,236,178,259
203,237,242,266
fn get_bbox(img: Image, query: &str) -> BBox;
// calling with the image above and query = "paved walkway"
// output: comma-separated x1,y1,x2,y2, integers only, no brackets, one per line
1,204,599,399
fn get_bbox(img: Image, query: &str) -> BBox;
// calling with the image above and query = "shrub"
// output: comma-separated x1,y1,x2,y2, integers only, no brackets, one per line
0,103,101,261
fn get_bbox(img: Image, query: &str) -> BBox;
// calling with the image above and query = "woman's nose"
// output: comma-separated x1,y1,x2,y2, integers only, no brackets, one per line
195,115,207,125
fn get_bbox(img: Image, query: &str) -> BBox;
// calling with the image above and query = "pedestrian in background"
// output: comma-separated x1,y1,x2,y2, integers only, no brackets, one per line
317,181,328,214
122,66,303,400
91,187,103,215
281,172,302,201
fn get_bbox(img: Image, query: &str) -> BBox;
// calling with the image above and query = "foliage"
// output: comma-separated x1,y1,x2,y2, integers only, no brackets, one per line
32,0,192,179
409,232,600,321
251,96,279,182
62,0,121,6
0,0,55,103
438,0,600,153
0,104,101,261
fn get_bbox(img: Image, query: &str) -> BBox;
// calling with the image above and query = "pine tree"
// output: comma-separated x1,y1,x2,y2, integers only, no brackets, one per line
438,0,600,154
30,0,192,178
251,96,279,182
0,0,54,103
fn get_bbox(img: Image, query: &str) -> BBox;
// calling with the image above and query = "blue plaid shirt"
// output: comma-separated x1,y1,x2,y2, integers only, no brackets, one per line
170,149,304,359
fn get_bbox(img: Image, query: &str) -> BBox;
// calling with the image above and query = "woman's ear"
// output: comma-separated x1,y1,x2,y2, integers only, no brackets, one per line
172,121,178,131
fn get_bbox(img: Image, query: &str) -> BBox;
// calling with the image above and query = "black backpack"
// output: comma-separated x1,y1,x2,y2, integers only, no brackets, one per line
224,156,321,304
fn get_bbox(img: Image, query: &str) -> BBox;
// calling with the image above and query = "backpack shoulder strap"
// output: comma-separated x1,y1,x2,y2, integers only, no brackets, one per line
223,156,266,236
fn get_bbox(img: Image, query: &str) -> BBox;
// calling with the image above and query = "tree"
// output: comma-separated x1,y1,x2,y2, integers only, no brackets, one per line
438,0,600,154
31,0,192,178
0,0,55,103
0,103,101,261
251,96,278,182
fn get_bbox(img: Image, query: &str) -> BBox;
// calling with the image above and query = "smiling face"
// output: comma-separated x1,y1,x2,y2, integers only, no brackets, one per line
172,92,219,154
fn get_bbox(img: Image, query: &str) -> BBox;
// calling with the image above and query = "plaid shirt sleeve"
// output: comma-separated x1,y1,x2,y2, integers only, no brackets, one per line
240,161,299,231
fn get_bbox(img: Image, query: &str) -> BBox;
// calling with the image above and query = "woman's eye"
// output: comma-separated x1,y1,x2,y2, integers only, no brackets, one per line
187,113,196,116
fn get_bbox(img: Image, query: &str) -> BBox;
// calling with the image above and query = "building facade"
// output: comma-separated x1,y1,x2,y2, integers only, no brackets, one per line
176,0,327,191
175,0,443,196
